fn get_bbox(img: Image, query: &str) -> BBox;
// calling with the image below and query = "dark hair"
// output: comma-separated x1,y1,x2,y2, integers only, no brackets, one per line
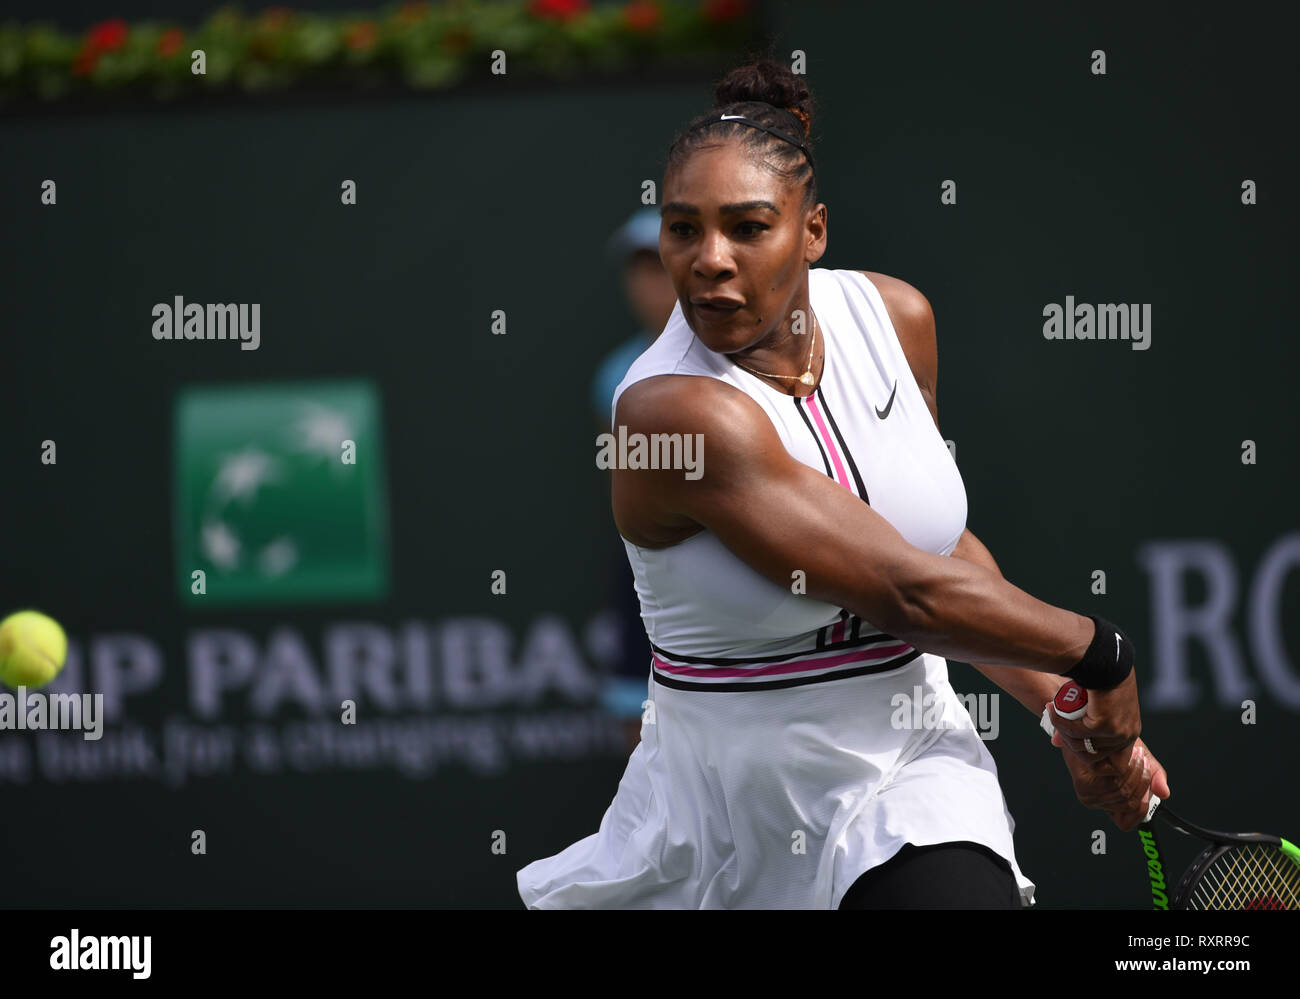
666,58,817,213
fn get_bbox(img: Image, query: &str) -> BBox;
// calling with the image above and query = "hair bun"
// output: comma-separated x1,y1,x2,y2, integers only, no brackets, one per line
715,58,813,138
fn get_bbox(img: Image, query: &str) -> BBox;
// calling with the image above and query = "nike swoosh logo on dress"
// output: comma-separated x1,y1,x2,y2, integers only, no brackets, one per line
875,379,898,419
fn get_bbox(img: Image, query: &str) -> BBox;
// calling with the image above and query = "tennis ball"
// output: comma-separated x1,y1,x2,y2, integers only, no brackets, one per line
0,610,68,689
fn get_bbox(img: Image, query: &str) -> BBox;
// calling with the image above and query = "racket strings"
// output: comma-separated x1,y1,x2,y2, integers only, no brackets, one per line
1190,844,1300,910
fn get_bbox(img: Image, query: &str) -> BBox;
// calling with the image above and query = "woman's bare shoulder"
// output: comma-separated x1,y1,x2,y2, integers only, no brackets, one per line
614,373,768,440
610,374,787,548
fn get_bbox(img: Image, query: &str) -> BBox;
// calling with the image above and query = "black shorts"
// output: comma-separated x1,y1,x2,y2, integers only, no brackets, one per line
837,840,1022,909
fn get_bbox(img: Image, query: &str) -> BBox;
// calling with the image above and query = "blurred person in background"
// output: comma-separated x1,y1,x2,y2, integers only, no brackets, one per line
592,208,678,753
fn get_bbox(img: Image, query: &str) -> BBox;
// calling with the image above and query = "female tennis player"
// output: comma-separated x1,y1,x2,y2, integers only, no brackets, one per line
518,59,1171,909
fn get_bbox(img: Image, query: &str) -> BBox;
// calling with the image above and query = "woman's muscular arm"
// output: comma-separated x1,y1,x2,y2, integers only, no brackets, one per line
950,528,1067,715
611,374,1099,678
869,269,1169,828
866,269,1066,712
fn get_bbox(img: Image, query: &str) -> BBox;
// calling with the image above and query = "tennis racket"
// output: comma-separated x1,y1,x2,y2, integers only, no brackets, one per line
1040,679,1300,910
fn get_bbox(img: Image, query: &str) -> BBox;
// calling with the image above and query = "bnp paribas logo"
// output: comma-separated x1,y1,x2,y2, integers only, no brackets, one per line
174,381,389,605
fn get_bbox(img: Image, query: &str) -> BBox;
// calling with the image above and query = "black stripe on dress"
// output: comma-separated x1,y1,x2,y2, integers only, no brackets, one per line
815,386,870,504
649,628,895,666
793,396,834,479
652,648,922,692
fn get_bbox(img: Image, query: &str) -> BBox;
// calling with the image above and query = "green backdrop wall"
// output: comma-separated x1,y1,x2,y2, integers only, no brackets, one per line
2,1,1296,908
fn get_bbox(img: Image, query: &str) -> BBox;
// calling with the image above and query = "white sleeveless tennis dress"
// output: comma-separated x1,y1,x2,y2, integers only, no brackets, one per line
517,267,1035,908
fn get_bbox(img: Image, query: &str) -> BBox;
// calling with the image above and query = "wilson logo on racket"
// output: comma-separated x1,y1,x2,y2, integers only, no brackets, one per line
1052,683,1087,720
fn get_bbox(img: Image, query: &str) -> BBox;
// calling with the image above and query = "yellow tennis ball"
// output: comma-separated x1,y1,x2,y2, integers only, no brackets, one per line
0,610,68,689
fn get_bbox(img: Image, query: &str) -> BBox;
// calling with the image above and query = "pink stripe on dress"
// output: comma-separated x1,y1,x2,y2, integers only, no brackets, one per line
653,641,912,679
803,393,852,492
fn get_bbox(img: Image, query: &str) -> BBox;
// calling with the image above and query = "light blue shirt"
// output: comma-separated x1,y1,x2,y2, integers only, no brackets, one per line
591,333,652,424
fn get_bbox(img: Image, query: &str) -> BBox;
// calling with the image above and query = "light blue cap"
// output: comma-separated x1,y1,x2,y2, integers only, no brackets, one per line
606,207,662,262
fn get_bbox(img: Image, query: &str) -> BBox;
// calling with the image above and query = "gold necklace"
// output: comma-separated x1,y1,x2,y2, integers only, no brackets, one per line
732,309,820,388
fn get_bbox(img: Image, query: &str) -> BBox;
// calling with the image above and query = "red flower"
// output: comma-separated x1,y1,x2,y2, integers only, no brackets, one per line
158,28,185,59
86,19,129,53
395,1,430,24
440,26,473,54
257,6,295,31
344,21,379,52
71,47,100,76
701,0,750,23
622,0,662,32
528,0,590,22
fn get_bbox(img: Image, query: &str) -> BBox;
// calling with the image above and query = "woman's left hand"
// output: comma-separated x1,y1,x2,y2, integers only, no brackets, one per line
1059,736,1172,831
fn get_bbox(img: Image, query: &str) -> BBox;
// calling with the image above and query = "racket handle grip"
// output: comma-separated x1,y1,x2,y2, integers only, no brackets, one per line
1040,681,1162,824
1038,679,1088,737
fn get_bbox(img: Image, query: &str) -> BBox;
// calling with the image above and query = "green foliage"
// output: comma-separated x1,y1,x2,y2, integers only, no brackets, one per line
0,0,754,103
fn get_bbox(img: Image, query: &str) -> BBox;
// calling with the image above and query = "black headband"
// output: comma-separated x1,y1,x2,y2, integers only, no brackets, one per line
688,108,816,177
